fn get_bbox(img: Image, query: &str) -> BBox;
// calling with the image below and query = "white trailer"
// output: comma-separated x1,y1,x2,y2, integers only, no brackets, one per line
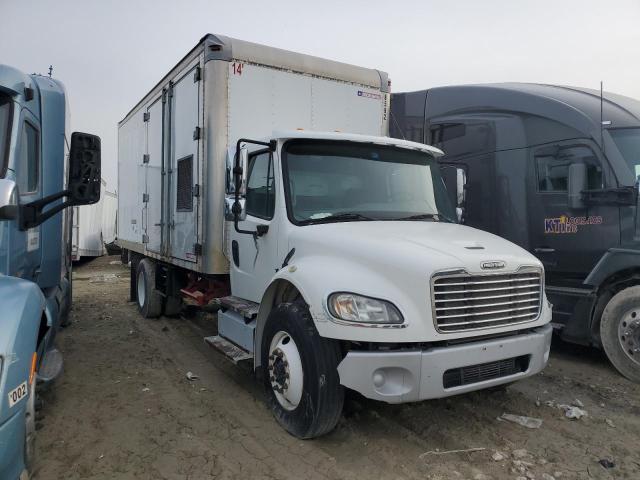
101,189,117,247
117,34,552,439
72,179,107,260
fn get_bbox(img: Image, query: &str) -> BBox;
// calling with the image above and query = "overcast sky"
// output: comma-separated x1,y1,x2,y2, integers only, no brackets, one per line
1,0,639,191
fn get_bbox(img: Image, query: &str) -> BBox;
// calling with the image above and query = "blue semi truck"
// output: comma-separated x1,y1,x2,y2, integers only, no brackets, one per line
0,64,101,479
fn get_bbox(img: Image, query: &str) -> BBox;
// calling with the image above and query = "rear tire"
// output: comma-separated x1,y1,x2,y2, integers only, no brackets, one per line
59,273,73,327
136,259,162,318
600,286,640,383
164,296,183,317
261,301,344,439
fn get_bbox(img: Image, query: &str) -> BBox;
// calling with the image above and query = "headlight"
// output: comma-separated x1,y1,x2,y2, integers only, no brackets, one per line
328,293,403,324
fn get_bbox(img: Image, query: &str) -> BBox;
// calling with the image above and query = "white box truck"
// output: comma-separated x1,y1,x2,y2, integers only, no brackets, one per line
117,34,553,438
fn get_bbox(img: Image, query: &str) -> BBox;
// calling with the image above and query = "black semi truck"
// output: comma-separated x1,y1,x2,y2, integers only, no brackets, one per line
391,84,640,382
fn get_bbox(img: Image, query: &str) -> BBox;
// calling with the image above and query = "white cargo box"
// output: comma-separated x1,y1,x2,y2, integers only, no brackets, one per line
72,179,107,259
117,34,389,274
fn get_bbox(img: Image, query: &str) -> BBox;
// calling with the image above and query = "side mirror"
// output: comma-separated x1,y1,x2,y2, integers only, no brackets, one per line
20,132,101,230
568,162,587,209
456,168,467,222
0,179,18,221
440,164,467,223
68,132,101,205
235,146,248,196
229,145,248,222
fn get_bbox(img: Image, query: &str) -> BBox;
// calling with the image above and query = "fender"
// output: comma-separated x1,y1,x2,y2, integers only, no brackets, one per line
584,248,640,287
254,254,416,367
0,276,45,426
253,266,313,369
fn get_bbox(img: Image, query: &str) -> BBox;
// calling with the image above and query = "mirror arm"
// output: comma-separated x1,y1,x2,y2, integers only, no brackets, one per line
233,138,276,237
20,189,71,230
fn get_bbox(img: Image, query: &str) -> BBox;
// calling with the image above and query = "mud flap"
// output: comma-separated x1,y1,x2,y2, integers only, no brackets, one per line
37,348,63,384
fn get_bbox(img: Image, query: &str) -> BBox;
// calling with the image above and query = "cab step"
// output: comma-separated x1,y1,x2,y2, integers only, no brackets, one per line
214,296,259,319
204,335,253,364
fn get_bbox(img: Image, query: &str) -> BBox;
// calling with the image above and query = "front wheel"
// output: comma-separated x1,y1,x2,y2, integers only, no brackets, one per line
600,286,640,383
261,301,344,439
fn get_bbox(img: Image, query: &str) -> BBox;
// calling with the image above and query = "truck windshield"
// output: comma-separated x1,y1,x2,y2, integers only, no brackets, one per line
0,97,11,178
283,140,456,225
610,128,640,181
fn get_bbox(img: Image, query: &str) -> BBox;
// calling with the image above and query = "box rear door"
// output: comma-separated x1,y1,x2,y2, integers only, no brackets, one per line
168,66,200,262
145,97,163,253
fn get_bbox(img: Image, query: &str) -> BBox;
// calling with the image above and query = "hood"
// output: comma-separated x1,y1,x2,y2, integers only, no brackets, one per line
289,221,541,276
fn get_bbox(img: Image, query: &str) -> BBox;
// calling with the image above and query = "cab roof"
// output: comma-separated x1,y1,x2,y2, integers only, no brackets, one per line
273,130,444,157
421,83,640,131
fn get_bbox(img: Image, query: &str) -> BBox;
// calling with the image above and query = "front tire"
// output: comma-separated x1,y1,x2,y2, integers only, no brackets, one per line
136,259,162,318
600,286,640,383
261,302,344,439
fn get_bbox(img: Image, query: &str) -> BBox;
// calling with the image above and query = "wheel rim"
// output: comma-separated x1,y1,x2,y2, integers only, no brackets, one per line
619,308,640,366
137,270,146,308
24,380,36,466
268,331,304,411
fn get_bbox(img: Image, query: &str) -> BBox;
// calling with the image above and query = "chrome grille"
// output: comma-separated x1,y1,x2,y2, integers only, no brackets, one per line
431,268,542,332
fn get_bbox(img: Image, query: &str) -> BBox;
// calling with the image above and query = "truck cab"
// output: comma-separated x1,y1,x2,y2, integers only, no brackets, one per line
0,64,100,479
391,83,640,382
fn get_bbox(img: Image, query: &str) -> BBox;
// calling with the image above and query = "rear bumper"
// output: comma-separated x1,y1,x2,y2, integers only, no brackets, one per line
337,323,552,403
0,409,25,480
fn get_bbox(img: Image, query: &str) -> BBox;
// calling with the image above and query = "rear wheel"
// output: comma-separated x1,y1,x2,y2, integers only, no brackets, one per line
600,286,640,383
136,259,162,318
261,301,344,439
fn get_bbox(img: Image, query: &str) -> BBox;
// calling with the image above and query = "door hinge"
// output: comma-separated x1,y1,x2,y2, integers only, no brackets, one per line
168,82,174,98
143,154,150,164
193,65,201,83
142,234,149,244
193,184,200,197
162,88,167,104
142,193,149,203
143,112,150,122
194,243,203,256
193,126,201,140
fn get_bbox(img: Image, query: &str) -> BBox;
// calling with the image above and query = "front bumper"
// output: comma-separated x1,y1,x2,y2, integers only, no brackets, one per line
0,409,25,480
337,324,552,403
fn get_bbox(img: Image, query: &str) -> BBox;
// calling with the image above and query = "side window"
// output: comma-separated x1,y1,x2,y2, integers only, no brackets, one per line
535,145,603,192
19,121,39,194
246,151,275,219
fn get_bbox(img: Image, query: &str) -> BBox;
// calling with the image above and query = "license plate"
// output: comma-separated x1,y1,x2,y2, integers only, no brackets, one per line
8,382,27,407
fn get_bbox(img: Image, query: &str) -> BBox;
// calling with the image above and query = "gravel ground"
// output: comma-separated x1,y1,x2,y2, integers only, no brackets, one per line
31,256,640,480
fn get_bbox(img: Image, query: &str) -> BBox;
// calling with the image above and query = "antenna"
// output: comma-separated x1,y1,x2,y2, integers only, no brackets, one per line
48,65,53,78
600,81,605,155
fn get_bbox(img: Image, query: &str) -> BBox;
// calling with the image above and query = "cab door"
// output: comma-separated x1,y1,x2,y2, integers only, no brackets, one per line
11,109,42,280
229,149,279,302
527,140,619,285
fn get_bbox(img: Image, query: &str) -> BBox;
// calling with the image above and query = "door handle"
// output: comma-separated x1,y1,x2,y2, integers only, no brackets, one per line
534,247,556,254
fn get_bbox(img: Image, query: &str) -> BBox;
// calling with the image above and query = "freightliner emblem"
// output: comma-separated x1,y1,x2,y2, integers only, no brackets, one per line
481,260,506,270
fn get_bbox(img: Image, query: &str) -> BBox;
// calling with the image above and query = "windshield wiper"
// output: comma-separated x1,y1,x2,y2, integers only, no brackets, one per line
301,212,377,225
394,213,456,223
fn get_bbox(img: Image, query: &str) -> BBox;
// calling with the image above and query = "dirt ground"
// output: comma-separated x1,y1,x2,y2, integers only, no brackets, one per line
31,255,640,480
